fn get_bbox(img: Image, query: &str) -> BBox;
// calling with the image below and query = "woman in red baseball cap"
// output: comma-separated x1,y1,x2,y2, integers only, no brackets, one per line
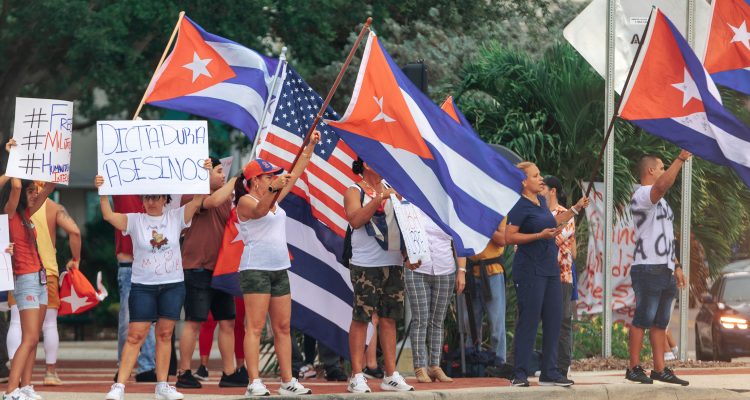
233,130,320,397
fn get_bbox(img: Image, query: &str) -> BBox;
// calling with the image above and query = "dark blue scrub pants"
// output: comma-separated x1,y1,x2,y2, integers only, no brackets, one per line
513,274,563,381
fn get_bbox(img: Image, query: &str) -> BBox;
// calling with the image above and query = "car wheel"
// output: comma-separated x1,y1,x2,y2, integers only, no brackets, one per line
695,326,712,361
712,329,732,362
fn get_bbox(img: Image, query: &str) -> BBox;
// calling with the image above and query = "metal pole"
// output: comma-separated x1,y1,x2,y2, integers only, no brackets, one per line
679,0,695,362
249,47,288,160
602,0,616,358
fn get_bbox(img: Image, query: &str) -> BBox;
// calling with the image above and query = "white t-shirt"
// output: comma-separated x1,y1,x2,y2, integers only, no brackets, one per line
124,206,191,285
414,209,455,276
630,185,676,270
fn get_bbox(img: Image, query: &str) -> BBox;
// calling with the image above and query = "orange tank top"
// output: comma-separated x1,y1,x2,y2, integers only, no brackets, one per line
9,210,41,275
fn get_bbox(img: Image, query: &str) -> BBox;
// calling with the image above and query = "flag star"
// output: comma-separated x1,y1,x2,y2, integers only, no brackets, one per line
286,122,291,127
320,149,326,154
282,113,288,119
182,52,213,83
291,110,296,116
307,87,313,92
294,87,299,92
729,21,750,51
62,284,93,313
287,101,292,107
307,104,312,110
294,119,299,124
372,96,396,122
274,116,280,122
671,69,701,107
327,138,332,144
278,104,284,110
231,221,243,243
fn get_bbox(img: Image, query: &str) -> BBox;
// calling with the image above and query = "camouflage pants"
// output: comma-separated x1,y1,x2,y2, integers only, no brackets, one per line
350,265,405,323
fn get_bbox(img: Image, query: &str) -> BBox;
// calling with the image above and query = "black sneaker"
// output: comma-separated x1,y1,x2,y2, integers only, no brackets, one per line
194,365,208,381
362,366,384,380
219,369,248,387
135,369,157,382
176,370,202,389
651,367,689,386
539,376,575,387
511,377,530,387
625,365,653,384
325,368,348,382
237,365,249,382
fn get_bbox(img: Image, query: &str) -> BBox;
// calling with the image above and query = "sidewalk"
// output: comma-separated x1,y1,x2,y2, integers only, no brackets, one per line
21,341,750,399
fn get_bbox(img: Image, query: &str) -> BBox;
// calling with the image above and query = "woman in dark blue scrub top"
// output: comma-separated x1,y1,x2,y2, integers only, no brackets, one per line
505,162,588,387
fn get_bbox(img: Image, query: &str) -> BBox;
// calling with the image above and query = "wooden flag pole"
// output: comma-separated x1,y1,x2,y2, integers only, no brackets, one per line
271,16,373,204
132,11,186,120
584,7,655,198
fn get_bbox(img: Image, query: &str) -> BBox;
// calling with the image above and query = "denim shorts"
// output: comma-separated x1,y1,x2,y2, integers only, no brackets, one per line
129,281,186,322
13,272,49,311
630,264,677,329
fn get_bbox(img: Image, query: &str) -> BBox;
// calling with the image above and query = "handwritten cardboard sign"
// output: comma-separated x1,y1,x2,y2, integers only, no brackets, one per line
0,215,13,292
577,182,637,323
6,98,74,184
391,195,431,264
96,120,210,195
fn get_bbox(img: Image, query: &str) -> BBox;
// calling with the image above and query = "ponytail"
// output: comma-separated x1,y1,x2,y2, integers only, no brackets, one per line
233,172,248,206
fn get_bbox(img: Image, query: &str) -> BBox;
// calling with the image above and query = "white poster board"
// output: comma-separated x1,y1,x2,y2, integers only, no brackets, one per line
220,156,233,183
577,182,637,323
6,97,74,184
391,195,431,264
0,215,13,292
96,120,210,195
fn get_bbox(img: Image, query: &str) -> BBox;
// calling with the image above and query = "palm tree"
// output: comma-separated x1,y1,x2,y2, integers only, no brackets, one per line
454,41,750,279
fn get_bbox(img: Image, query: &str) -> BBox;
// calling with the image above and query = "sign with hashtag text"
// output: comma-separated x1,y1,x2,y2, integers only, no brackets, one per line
6,97,74,184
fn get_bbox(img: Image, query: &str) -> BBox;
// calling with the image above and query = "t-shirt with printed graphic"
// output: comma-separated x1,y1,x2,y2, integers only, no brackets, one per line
630,185,676,271
124,206,191,285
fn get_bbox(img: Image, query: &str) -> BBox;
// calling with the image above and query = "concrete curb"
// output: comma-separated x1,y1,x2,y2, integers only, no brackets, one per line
239,385,748,400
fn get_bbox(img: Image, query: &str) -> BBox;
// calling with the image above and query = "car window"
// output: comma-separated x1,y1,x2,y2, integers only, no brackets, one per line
721,276,750,303
710,279,721,297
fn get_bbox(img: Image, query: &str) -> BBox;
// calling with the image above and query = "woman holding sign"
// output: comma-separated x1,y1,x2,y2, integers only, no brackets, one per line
233,131,319,397
0,175,55,400
504,162,588,388
95,175,205,400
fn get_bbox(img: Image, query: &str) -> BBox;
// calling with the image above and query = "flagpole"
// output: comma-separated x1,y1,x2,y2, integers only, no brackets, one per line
132,11,186,120
249,47,288,160
584,7,655,198
271,16,373,204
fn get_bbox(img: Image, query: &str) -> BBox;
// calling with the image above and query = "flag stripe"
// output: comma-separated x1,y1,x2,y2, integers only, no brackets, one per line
207,41,275,79
223,66,270,100
149,96,259,137
187,82,265,123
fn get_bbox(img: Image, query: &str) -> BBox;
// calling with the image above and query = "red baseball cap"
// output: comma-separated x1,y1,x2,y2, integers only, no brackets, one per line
243,159,283,180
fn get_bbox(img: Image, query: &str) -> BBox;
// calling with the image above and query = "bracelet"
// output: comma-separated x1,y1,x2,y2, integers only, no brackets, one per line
571,207,579,216
458,267,467,272
678,157,688,162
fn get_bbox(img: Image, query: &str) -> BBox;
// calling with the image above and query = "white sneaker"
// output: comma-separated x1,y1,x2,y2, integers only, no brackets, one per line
245,379,270,396
278,378,311,395
154,382,184,400
347,373,371,393
19,386,42,400
298,364,317,380
104,383,125,400
4,388,32,400
381,372,414,392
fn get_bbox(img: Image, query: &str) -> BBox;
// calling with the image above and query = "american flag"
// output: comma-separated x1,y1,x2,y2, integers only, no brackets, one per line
257,66,359,237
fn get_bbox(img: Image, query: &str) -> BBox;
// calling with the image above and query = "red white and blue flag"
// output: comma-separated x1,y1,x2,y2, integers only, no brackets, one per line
327,33,524,256
620,9,750,186
144,16,281,140
703,0,750,95
212,66,360,359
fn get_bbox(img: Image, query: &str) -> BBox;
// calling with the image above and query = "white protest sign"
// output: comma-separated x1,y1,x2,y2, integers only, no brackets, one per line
0,215,13,292
220,156,233,183
391,195,431,264
96,120,210,195
564,0,711,94
6,97,74,184
577,182,637,323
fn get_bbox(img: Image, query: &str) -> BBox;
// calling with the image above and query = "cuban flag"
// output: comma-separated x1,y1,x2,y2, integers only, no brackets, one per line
327,32,525,256
703,0,750,95
144,16,280,141
440,96,475,135
619,9,750,187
